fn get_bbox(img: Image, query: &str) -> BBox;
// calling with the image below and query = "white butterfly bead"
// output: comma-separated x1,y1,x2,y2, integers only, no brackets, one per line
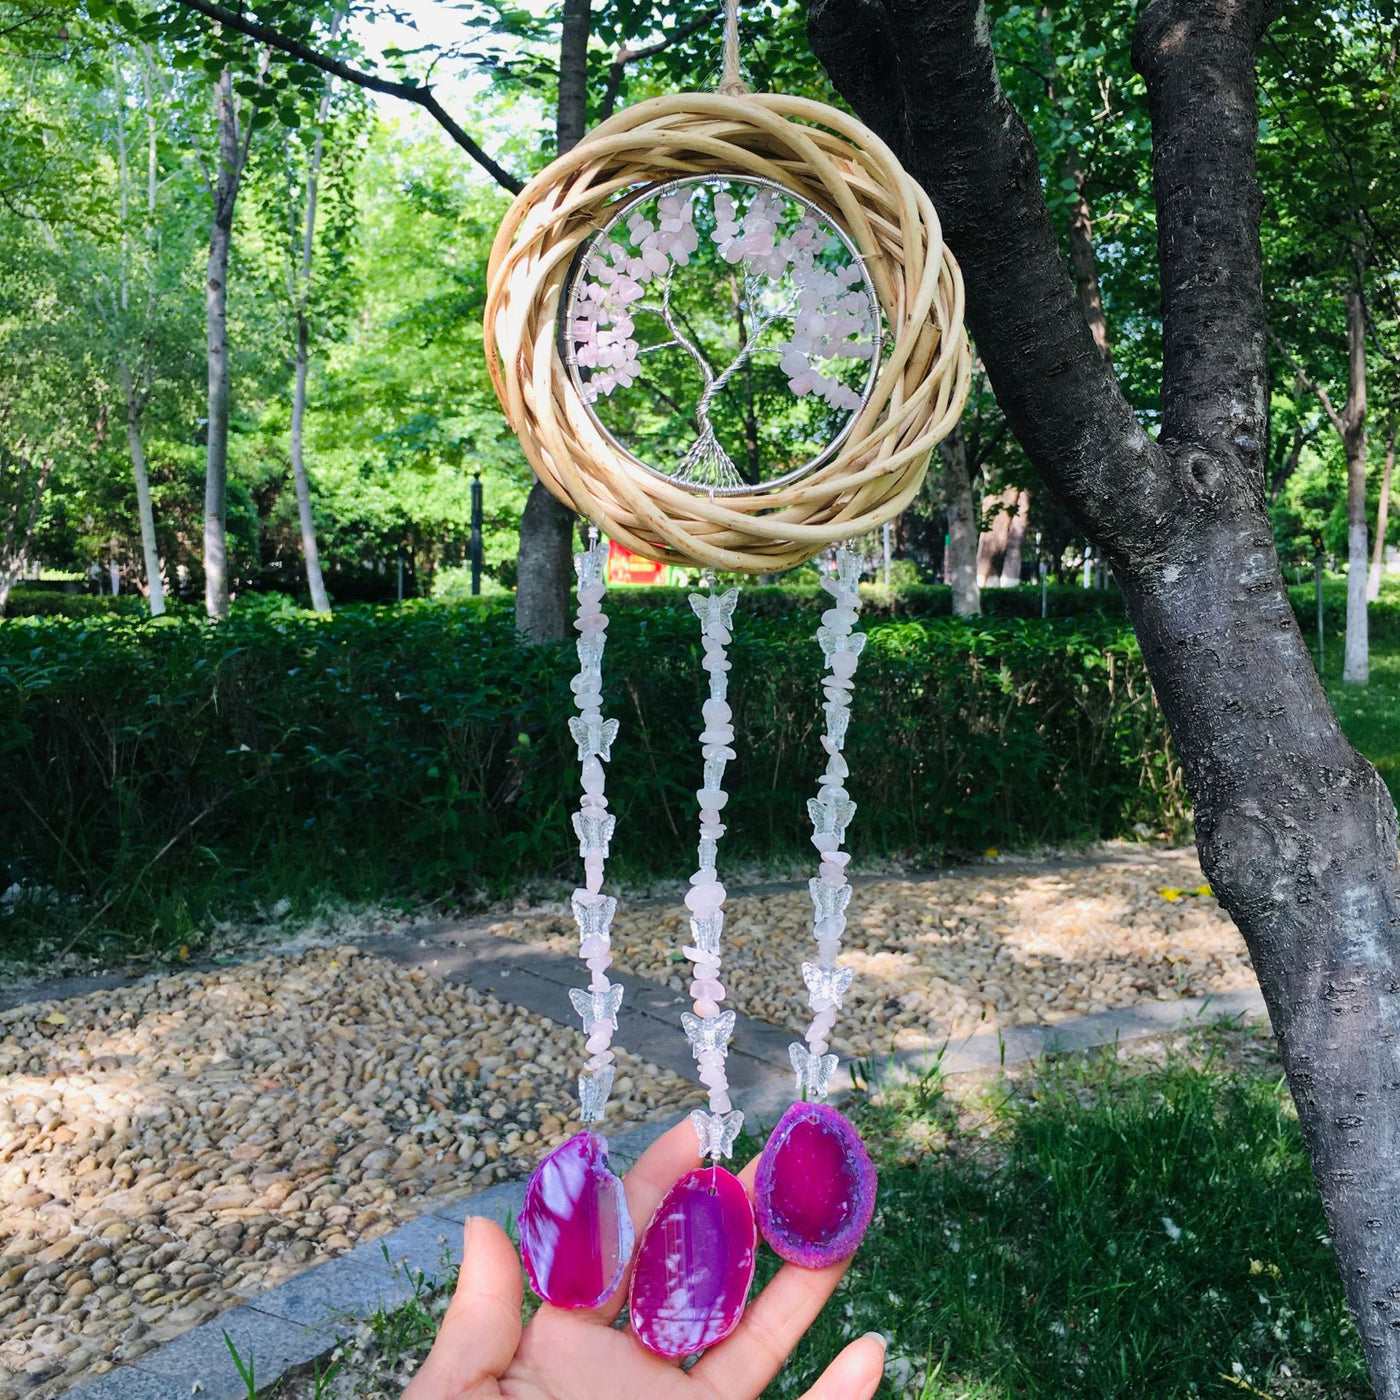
682,1009,736,1056
789,1043,839,1098
689,588,739,633
578,1065,615,1123
569,982,624,1033
808,792,857,842
571,892,617,947
690,1108,744,1160
802,961,855,1011
572,810,616,858
568,715,620,763
573,542,608,589
808,878,853,922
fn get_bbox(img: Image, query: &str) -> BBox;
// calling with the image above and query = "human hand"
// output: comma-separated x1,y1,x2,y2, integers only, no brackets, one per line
401,1118,886,1400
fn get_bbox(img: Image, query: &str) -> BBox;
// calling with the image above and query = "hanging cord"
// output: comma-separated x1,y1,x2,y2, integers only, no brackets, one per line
717,0,749,96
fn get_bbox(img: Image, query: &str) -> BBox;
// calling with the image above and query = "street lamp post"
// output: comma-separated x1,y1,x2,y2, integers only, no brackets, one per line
470,472,484,596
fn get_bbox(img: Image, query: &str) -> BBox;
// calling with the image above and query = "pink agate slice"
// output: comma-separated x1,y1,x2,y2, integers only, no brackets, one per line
629,1166,756,1357
754,1102,876,1268
519,1132,633,1310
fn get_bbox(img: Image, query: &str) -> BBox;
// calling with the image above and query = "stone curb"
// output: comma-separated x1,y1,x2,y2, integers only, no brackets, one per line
62,982,1267,1400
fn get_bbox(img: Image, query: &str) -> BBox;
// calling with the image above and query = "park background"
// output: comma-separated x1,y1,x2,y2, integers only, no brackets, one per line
3,1,1400,1398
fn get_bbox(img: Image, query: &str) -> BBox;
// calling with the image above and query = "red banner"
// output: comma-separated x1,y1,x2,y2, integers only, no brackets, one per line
607,541,668,586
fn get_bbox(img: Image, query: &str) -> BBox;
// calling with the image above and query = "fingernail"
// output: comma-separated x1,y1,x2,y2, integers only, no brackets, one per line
861,1331,888,1354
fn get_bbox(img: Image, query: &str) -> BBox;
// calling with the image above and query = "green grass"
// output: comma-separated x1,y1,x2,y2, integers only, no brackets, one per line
286,1028,1365,1400
1316,641,1400,801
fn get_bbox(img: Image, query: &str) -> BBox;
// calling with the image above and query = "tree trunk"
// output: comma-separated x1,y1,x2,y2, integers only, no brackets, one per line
977,485,1016,586
1343,287,1369,684
808,1,1400,1392
291,316,331,613
1062,148,1110,362
119,361,166,616
999,488,1029,586
1368,417,1396,602
0,450,53,614
939,427,980,615
290,34,338,617
513,0,590,641
204,69,241,621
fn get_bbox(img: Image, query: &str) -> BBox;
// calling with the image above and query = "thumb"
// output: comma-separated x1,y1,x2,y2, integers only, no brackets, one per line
403,1217,524,1399
799,1333,887,1400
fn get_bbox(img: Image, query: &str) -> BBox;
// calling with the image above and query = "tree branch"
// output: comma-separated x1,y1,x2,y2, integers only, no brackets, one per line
807,0,1157,557
167,0,523,194
597,6,721,124
1132,0,1277,454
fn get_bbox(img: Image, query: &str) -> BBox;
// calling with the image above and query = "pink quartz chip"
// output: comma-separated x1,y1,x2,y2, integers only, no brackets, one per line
629,1165,756,1357
754,1102,876,1268
519,1132,633,1310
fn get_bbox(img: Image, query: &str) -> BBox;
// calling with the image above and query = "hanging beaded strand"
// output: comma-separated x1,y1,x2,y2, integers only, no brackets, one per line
567,533,625,1123
791,547,865,1099
682,575,744,1159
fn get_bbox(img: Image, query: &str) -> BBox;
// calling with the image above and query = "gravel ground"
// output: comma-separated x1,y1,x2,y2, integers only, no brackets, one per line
0,947,696,1400
490,849,1255,1056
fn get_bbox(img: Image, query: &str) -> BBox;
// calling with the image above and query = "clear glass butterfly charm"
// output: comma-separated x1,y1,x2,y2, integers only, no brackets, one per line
808,878,853,921
816,626,867,660
572,810,617,857
682,1009,737,1056
802,961,855,1011
689,588,739,632
684,913,724,962
568,715,620,763
690,1108,744,1160
808,792,857,842
574,543,608,588
577,1064,615,1122
571,891,617,947
789,1043,840,1099
570,982,625,1033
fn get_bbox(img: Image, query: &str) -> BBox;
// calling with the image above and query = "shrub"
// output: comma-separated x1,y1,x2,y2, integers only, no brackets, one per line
0,602,1186,954
3,588,148,619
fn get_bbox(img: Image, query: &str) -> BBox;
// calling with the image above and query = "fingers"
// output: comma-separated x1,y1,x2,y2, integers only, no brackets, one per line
401,1217,522,1400
798,1334,887,1400
689,1256,853,1398
588,1117,702,1325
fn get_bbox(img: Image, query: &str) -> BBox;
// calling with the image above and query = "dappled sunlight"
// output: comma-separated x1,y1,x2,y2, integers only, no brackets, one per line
496,851,1253,1057
0,950,694,1399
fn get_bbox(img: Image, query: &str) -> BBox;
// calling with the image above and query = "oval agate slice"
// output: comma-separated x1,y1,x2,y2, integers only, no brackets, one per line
518,1132,633,1310
754,1102,876,1268
629,1165,757,1357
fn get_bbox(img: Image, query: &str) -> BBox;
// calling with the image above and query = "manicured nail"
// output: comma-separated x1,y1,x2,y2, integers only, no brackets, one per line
861,1331,888,1354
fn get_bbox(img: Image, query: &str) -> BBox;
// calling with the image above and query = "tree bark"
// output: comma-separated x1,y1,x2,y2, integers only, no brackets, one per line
1343,287,1369,683
808,1,1400,1393
1368,417,1396,602
939,427,980,614
119,361,166,616
513,0,589,642
290,26,339,617
1062,148,1110,362
999,488,1029,586
204,68,241,621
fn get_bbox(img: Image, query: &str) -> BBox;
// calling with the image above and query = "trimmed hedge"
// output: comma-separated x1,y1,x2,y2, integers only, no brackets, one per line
0,603,1187,947
3,588,148,619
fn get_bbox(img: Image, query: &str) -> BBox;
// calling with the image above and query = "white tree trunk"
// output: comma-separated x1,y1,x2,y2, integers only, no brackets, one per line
1367,420,1395,603
290,317,331,613
1342,288,1369,684
120,362,165,616
939,428,980,615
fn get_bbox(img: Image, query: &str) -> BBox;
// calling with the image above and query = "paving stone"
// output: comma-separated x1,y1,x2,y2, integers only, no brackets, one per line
61,1368,192,1400
247,1259,417,1330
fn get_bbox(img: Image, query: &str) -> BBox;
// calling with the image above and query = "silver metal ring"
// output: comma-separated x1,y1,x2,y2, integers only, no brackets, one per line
556,174,885,499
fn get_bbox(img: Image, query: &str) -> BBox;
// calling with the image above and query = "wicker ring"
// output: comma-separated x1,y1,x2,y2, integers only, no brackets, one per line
484,92,972,572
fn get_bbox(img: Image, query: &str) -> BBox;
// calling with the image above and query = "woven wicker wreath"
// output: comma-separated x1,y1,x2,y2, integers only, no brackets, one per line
484,91,972,572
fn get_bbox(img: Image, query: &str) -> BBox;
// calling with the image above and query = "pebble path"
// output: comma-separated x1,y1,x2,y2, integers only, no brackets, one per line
0,947,696,1400
491,850,1255,1055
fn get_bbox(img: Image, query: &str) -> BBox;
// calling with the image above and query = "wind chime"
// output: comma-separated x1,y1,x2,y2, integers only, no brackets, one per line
484,0,970,1359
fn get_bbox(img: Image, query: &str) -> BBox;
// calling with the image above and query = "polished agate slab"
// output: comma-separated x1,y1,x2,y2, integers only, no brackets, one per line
629,1165,756,1357
519,1132,633,1310
754,1102,876,1268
